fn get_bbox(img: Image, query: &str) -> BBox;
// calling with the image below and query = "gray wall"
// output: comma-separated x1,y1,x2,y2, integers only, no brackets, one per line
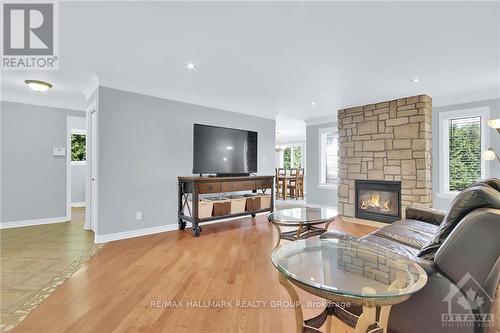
0,101,84,223
97,87,276,236
305,121,338,207
432,98,500,210
71,165,86,203
68,116,86,204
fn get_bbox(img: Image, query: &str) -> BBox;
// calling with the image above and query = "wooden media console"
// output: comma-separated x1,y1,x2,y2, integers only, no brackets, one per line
178,175,275,237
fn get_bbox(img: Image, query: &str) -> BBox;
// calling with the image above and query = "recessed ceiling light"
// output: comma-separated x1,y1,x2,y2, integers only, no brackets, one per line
411,77,420,83
185,61,197,72
25,80,53,92
311,101,316,106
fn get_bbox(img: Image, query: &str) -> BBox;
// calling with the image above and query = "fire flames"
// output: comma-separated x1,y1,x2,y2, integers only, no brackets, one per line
360,193,391,212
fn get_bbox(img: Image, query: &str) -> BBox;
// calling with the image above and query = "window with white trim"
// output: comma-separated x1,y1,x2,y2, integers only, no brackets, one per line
278,144,303,168
71,129,86,164
319,128,339,186
439,108,489,193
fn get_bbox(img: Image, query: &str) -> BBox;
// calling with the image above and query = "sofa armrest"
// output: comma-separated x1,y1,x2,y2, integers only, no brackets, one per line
406,206,446,226
434,208,500,309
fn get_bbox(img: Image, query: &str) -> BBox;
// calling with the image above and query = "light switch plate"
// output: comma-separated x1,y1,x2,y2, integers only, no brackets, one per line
53,147,66,156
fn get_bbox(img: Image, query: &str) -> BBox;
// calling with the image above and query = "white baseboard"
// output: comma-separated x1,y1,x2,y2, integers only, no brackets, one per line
94,212,270,244
71,202,86,208
94,224,178,243
0,216,70,229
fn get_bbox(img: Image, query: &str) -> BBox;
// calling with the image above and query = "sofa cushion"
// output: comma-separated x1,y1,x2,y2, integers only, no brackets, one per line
418,185,500,258
471,178,500,192
393,219,439,237
372,224,433,249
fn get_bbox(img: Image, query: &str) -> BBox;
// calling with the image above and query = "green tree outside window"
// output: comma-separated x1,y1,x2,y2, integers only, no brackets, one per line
449,117,481,191
282,145,302,169
71,134,86,161
293,146,302,168
283,147,291,169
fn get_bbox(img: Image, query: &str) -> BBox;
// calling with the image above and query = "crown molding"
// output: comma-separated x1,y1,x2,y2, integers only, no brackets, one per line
1,91,86,111
305,114,338,126
82,73,99,101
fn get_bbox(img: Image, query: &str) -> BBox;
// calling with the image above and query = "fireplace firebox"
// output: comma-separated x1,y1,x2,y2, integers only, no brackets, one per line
355,180,401,223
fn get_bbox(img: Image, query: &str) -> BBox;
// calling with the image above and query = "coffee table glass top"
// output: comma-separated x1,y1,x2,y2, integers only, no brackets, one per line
268,207,338,226
271,239,427,299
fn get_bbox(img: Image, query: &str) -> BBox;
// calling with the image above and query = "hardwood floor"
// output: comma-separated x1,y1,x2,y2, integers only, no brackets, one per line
12,215,375,333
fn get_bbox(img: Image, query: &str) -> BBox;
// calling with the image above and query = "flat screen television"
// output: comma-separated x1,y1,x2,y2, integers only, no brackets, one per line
193,124,258,175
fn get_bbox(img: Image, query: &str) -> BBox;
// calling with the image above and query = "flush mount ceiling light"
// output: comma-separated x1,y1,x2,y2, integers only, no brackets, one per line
25,80,53,92
185,61,197,72
411,77,420,83
311,101,316,106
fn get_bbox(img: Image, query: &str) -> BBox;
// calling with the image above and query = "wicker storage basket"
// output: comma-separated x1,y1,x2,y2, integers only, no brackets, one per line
205,197,231,216
187,199,213,218
257,194,271,209
245,195,261,211
226,195,247,214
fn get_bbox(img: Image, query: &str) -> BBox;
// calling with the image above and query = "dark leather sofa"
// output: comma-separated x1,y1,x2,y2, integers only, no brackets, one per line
321,179,500,333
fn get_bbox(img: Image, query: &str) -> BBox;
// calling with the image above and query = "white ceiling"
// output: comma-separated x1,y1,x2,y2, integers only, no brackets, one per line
1,1,499,119
276,115,306,143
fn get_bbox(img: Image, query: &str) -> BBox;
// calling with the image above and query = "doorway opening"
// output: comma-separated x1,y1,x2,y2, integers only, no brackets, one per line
67,115,90,233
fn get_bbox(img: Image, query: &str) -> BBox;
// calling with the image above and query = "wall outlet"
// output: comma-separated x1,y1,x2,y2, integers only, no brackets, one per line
136,211,143,220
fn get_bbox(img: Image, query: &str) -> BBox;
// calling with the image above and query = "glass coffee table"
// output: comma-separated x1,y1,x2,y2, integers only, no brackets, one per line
268,207,338,248
272,239,427,333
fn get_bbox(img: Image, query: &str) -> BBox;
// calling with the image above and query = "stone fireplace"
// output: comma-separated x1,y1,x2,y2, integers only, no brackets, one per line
337,95,432,220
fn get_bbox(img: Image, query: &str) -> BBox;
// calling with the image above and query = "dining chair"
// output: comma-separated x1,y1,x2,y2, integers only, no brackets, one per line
288,168,297,198
289,168,304,199
275,168,286,198
297,168,305,199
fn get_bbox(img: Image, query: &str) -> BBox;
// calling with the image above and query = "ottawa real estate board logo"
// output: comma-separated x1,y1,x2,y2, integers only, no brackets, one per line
442,272,495,328
2,2,59,70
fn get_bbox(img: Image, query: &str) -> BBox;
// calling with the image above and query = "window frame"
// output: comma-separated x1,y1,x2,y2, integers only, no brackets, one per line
71,129,87,165
318,126,339,189
277,142,304,169
438,107,489,197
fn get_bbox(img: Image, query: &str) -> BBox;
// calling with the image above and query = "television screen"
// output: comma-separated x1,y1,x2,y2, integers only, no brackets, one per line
193,124,257,174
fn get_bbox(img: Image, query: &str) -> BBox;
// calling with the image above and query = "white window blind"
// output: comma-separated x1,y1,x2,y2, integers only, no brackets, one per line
320,129,339,185
448,116,482,191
